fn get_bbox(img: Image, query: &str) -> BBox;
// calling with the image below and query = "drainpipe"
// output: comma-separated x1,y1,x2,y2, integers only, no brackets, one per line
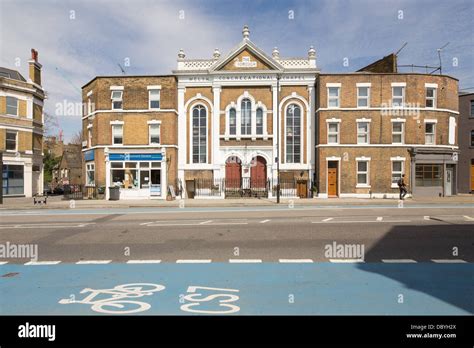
276,74,281,204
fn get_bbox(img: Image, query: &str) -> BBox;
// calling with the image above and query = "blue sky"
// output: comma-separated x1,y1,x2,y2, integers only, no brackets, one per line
1,0,473,141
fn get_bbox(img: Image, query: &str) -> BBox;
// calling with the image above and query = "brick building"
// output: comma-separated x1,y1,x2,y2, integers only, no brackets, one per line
315,56,459,198
81,76,178,200
457,92,474,193
0,49,44,197
174,26,317,198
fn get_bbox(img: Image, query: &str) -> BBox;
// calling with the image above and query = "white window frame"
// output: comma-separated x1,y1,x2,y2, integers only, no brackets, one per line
390,158,405,188
425,85,437,109
148,88,161,110
391,120,405,144
6,96,18,116
356,157,371,188
391,83,405,107
326,119,340,144
356,120,370,144
5,130,18,152
87,125,93,147
285,103,303,163
111,90,123,110
327,85,340,108
148,122,161,145
86,163,95,186
111,123,123,145
356,84,370,108
424,121,436,145
191,104,208,164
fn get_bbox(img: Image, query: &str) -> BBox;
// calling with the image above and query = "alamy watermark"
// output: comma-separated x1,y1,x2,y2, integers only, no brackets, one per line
0,242,38,261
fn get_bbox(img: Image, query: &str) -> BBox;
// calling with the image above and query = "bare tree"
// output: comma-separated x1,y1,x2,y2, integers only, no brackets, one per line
69,130,83,145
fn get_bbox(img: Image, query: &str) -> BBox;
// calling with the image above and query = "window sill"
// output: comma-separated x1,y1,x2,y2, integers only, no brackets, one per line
356,184,371,188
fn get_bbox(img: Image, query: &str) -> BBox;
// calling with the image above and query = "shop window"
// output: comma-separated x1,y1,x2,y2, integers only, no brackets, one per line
415,164,442,187
2,164,24,195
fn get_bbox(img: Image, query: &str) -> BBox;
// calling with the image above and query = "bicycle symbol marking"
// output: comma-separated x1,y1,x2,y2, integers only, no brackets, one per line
58,283,165,314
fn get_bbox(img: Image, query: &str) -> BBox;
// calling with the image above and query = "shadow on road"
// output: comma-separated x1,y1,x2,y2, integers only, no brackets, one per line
357,224,474,313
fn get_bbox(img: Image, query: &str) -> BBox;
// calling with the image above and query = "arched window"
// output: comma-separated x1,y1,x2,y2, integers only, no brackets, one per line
256,108,263,135
229,108,236,135
192,105,207,163
286,104,301,163
241,98,251,135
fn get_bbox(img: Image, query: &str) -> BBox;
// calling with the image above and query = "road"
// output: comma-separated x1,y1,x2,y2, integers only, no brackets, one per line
0,204,473,315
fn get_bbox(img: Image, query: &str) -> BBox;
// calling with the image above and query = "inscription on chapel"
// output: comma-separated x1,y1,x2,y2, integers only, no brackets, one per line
234,56,257,68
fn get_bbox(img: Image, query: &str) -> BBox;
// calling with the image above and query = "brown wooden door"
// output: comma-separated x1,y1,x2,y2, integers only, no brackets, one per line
471,162,474,192
251,156,266,188
225,159,241,188
297,180,307,198
328,168,338,197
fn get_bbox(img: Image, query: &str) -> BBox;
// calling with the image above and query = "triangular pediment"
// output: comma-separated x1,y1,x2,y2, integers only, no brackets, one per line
211,40,283,72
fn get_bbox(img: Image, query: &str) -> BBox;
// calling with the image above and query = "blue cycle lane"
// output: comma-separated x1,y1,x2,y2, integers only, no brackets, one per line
0,263,472,315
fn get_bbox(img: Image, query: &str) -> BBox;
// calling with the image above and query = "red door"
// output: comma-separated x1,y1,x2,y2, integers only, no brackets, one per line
225,157,241,188
251,156,267,188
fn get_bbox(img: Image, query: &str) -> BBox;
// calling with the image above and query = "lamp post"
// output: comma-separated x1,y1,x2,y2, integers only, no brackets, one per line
276,74,281,204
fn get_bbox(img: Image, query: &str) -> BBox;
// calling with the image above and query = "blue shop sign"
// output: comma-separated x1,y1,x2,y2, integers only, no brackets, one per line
109,153,163,161
84,150,94,162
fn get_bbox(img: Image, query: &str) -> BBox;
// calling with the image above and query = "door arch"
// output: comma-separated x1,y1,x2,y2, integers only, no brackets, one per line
225,156,241,188
250,156,267,188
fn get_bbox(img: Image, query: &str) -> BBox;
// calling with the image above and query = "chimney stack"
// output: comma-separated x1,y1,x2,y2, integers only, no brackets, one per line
28,49,42,86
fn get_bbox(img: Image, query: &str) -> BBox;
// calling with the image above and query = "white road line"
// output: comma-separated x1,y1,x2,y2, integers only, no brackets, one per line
463,215,474,221
76,260,112,264
376,217,383,221
126,260,162,264
139,222,154,226
329,259,365,263
200,220,213,225
312,220,411,224
24,261,61,265
176,259,212,263
322,217,334,222
381,259,417,263
260,219,270,224
229,259,262,263
424,216,431,220
431,259,467,263
203,222,249,225
0,261,8,265
0,223,93,229
279,259,313,263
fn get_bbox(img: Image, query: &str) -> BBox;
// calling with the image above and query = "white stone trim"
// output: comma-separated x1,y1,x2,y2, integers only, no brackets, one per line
147,85,162,90
109,86,124,90
86,90,93,97
356,118,372,123
317,144,458,149
390,156,406,161
425,83,438,88
326,118,341,123
316,107,459,114
391,82,406,87
110,120,124,125
356,82,372,87
147,120,162,124
391,118,406,122
82,109,178,120
424,119,438,123
355,156,371,161
326,83,341,87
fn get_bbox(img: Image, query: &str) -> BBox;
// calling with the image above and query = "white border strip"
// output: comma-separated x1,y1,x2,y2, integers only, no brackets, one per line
431,259,467,263
279,259,313,263
176,259,212,263
24,261,61,265
126,260,162,264
76,260,112,264
229,259,262,263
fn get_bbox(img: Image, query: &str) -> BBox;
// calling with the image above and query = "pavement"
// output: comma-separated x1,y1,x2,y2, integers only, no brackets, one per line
0,204,472,315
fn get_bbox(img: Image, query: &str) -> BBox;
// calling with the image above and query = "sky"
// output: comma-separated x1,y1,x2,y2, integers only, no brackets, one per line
1,0,473,142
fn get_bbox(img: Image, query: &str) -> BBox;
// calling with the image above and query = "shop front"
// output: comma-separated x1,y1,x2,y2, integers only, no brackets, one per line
105,151,166,200
410,148,458,197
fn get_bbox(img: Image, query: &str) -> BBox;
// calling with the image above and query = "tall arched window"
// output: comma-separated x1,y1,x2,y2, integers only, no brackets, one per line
192,105,207,163
256,108,263,135
286,104,301,163
241,98,251,135
229,108,236,135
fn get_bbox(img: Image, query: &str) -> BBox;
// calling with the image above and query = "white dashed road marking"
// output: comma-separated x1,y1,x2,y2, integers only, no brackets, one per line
431,259,467,263
279,259,314,263
322,217,334,222
376,217,383,221
260,219,270,224
126,260,162,264
229,259,262,263
176,259,212,263
24,261,61,265
463,215,474,221
329,259,365,263
381,259,417,263
76,260,112,264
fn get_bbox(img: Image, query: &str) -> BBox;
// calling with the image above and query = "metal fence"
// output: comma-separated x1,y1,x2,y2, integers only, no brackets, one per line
190,178,315,199
63,184,84,200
